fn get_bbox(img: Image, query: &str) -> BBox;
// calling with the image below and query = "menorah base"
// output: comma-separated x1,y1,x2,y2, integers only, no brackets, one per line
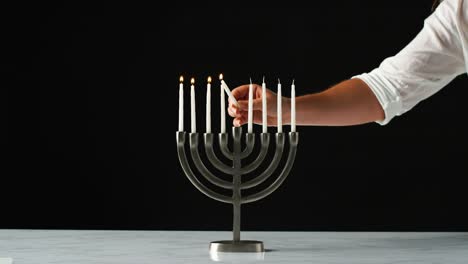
209,240,264,253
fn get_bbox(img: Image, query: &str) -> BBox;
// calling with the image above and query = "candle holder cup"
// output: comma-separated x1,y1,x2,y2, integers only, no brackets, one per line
176,126,299,253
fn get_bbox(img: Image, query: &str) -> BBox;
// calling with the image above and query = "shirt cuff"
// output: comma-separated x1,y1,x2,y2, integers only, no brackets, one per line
352,71,403,126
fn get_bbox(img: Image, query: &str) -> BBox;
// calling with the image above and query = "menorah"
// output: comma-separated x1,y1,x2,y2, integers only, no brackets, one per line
176,125,299,253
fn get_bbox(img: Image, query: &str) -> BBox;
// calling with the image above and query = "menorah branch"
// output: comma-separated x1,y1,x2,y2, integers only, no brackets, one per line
242,132,299,204
241,133,284,186
176,132,232,204
218,134,233,160
239,133,270,175
240,133,255,159
219,133,256,160
204,134,234,174
189,134,233,190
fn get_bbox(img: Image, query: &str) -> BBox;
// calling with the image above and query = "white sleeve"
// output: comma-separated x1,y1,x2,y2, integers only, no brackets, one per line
353,0,466,125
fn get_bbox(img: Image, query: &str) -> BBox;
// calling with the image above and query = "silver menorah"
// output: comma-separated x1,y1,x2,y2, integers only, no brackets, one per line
176,123,299,253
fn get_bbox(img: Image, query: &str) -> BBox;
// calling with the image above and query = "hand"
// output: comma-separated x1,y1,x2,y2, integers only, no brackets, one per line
228,84,291,127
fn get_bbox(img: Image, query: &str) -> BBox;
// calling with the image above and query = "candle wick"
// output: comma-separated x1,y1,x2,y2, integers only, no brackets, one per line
292,79,295,85
278,78,281,84
250,78,252,84
263,76,265,83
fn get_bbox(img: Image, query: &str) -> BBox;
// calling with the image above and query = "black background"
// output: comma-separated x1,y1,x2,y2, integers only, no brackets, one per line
3,1,468,231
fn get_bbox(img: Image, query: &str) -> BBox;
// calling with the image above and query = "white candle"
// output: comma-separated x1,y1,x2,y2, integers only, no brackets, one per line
291,79,296,132
190,78,196,133
262,77,267,133
277,79,282,133
206,76,212,133
248,78,253,133
221,80,239,106
219,74,226,133
178,76,184,132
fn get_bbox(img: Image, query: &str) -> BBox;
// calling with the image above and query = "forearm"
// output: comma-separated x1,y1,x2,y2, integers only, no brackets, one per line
293,78,385,126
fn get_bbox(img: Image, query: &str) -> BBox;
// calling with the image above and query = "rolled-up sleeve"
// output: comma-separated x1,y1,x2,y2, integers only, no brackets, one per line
353,0,466,125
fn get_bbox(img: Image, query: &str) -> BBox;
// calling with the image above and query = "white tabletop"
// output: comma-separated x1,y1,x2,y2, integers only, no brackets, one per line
1,230,468,263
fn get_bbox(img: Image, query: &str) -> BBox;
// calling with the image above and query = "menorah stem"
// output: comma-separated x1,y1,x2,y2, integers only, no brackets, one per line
233,180,241,242
232,127,242,242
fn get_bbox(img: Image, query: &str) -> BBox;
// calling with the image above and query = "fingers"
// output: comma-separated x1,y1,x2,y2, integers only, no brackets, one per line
228,106,241,118
228,106,235,118
229,83,269,127
229,97,263,115
229,85,251,115
228,106,248,119
233,117,245,127
228,100,244,116
230,100,248,113
231,85,250,101
233,110,263,127
230,84,265,110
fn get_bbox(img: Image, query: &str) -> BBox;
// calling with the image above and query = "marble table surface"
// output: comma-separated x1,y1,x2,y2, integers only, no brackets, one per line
1,230,468,263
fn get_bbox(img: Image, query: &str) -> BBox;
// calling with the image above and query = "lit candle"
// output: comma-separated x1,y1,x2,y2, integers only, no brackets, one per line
178,76,184,132
262,77,267,133
277,79,282,133
191,77,196,133
219,74,226,133
206,76,212,133
248,78,253,134
291,79,296,132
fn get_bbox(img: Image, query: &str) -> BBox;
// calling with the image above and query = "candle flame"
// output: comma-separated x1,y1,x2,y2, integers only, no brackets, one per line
219,73,223,80
208,76,212,83
179,76,184,83
292,79,295,85
191,78,195,85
